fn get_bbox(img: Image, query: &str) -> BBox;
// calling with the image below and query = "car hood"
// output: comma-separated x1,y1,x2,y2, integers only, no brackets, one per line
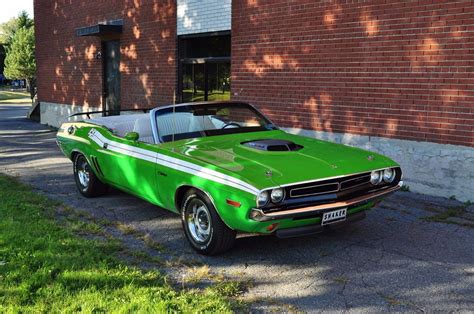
170,130,399,190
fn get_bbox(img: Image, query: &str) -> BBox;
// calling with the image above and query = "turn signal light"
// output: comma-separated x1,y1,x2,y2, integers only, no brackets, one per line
266,223,279,232
226,199,241,208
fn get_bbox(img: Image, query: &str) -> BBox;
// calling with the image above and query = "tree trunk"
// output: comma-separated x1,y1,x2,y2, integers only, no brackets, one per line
26,77,36,104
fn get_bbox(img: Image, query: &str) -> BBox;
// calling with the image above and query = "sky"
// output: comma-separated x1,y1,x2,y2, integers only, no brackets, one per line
0,0,34,24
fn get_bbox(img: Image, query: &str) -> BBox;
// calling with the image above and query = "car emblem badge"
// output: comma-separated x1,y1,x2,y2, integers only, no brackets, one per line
265,170,273,177
331,164,338,169
367,155,374,161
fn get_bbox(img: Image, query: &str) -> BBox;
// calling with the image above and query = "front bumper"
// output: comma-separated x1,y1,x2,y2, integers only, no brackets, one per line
249,181,402,222
275,211,367,238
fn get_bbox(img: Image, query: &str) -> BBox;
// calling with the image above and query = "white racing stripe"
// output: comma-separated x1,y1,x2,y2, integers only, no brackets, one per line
88,129,260,195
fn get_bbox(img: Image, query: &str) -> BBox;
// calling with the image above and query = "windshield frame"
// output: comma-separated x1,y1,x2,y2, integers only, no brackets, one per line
150,102,278,143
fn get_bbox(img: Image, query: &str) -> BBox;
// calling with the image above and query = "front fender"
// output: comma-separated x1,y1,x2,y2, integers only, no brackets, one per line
166,175,260,232
194,184,260,233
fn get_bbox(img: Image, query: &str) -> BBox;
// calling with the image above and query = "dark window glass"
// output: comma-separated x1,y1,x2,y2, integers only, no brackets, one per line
182,64,206,102
207,63,230,101
179,34,230,59
178,33,231,103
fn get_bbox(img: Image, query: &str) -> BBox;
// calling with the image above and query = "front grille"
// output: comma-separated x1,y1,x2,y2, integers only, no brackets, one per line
290,182,339,198
340,174,371,190
261,167,402,213
287,172,371,199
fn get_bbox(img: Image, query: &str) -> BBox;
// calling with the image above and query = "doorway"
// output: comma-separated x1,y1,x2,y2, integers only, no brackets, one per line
103,40,121,115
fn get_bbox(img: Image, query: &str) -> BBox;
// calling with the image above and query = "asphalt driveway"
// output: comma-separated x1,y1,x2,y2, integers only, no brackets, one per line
1,102,473,312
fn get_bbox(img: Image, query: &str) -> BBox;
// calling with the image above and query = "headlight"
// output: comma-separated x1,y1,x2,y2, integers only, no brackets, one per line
257,191,269,207
370,170,382,185
270,188,285,203
383,168,396,183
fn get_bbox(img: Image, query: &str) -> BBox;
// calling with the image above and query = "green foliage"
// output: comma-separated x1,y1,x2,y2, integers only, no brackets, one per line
0,11,33,45
4,27,35,81
0,174,236,312
421,206,465,224
0,18,18,45
400,184,410,192
1,11,36,102
16,11,34,30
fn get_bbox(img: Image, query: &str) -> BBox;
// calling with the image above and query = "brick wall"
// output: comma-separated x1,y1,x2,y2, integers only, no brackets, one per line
177,0,231,35
34,0,176,110
232,0,474,147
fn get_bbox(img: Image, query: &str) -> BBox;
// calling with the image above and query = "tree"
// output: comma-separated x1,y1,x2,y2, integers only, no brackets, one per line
4,27,36,102
0,18,18,45
17,11,34,30
0,11,33,45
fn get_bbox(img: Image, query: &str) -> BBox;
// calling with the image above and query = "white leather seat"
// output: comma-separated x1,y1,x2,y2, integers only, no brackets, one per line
189,115,215,132
133,116,154,144
156,112,220,139
114,120,137,137
157,112,194,137
87,113,151,141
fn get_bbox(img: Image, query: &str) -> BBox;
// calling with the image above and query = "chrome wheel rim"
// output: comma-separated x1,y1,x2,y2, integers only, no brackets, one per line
186,199,211,243
77,158,90,188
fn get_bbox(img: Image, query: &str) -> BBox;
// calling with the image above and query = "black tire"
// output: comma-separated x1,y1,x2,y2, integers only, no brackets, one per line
181,189,236,255
73,154,108,197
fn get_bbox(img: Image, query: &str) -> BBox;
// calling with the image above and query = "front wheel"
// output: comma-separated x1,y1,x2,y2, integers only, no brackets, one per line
181,189,236,255
73,154,108,197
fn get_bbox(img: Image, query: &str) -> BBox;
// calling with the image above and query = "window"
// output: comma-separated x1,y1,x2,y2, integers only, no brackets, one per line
178,32,231,103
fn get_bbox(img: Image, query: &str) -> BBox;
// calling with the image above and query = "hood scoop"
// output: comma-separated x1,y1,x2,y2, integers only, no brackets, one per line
242,139,303,152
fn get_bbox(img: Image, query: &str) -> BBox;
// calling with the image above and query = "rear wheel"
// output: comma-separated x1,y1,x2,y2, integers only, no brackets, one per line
73,154,108,197
181,189,236,255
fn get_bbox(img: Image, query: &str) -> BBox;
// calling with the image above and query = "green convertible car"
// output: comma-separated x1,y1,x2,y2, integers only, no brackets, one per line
57,101,402,255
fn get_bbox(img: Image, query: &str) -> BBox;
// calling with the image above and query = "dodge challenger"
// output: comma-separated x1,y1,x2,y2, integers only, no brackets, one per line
56,101,402,255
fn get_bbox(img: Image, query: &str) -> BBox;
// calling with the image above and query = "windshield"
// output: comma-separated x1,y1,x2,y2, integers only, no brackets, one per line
155,103,277,142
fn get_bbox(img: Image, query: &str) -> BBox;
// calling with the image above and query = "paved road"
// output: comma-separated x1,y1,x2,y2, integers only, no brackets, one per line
1,103,473,312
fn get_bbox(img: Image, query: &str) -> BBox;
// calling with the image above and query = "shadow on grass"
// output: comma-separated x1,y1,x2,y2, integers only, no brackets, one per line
0,174,237,312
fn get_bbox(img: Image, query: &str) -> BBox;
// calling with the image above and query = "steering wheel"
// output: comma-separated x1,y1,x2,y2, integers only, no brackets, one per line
222,122,241,129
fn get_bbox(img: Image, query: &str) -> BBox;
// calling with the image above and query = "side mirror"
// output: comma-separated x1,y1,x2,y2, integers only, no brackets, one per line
124,131,139,142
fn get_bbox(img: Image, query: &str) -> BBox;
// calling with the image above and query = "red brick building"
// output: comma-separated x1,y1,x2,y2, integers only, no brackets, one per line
34,0,474,201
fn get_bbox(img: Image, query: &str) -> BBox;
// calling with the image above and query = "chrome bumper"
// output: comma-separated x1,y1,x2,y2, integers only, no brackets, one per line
249,181,403,222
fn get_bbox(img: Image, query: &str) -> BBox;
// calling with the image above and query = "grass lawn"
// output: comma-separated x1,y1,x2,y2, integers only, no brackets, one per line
183,90,230,102
0,174,240,312
0,86,31,104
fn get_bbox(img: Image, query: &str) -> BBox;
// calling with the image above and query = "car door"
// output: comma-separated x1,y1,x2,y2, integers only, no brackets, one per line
88,128,132,189
113,137,161,205
88,127,160,205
